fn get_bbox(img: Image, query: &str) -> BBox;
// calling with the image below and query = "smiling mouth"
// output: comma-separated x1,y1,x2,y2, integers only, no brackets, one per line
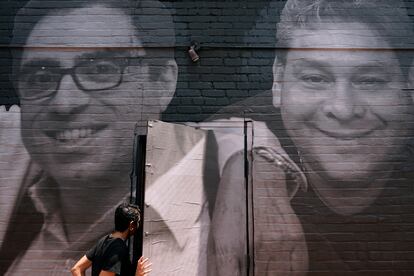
316,127,377,140
45,126,106,142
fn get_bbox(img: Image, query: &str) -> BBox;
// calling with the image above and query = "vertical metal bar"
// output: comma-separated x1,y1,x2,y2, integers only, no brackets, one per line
130,123,147,270
244,119,251,275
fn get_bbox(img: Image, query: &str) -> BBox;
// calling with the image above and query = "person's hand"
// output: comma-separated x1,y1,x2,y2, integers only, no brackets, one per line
0,105,31,242
136,256,152,276
252,151,308,275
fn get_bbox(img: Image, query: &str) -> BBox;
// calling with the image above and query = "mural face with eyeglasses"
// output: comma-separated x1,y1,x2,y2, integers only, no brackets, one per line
2,2,177,274
17,10,140,183
17,48,145,183
13,4,176,185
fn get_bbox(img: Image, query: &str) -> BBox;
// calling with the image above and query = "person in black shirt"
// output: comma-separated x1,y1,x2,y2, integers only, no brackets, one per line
71,203,152,276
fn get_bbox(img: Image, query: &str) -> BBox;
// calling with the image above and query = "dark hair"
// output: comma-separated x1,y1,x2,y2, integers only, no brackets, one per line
11,0,175,47
275,0,414,75
277,0,413,48
114,202,141,232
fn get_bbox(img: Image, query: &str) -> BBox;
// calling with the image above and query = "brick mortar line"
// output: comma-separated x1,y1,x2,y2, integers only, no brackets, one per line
2,45,414,50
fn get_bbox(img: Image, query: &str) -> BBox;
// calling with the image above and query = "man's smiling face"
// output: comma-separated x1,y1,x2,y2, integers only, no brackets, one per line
275,23,414,183
16,6,150,183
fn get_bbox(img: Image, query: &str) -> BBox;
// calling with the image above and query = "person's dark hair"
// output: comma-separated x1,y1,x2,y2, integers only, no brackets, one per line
114,202,141,232
275,0,414,75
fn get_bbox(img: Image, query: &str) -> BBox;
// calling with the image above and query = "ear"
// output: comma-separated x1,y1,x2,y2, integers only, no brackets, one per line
129,221,136,231
272,56,284,108
157,59,178,110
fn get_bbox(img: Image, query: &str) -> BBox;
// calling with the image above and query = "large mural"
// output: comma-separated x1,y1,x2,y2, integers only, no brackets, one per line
1,0,177,274
1,0,414,275
210,0,414,273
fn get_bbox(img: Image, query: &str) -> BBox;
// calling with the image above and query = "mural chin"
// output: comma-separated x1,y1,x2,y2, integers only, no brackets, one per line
22,127,134,184
297,134,409,184
302,149,394,184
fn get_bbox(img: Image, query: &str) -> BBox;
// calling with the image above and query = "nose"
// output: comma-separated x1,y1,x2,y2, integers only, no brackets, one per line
321,81,366,122
49,74,91,116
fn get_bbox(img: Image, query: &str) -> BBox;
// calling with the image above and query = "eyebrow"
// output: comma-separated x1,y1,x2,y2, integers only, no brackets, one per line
20,59,61,72
19,49,136,71
75,49,137,62
290,59,333,74
353,63,392,73
290,58,390,73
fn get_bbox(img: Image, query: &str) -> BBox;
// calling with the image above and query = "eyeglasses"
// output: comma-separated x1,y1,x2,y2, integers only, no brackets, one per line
17,57,129,101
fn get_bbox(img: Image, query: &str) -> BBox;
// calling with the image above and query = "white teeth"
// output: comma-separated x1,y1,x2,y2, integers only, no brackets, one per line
56,128,95,141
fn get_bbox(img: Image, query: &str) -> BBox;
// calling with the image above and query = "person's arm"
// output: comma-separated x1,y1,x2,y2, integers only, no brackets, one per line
136,256,152,276
71,255,92,276
99,271,116,276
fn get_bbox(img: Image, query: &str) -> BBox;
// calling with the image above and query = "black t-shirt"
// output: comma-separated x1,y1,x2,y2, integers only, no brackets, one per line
86,234,132,276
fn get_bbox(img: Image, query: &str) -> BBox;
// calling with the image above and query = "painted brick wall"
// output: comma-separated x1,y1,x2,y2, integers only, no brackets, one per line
1,0,414,275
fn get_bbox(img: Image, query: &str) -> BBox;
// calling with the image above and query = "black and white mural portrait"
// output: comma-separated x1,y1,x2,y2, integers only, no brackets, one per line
209,0,414,275
1,0,178,274
1,0,414,275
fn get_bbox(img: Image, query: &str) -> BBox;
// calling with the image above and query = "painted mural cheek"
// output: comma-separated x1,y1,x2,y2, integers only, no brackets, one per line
364,87,413,165
280,66,335,174
21,98,101,181
19,101,44,155
94,79,145,170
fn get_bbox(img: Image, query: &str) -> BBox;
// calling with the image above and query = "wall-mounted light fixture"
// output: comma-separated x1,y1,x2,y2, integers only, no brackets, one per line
188,41,200,62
